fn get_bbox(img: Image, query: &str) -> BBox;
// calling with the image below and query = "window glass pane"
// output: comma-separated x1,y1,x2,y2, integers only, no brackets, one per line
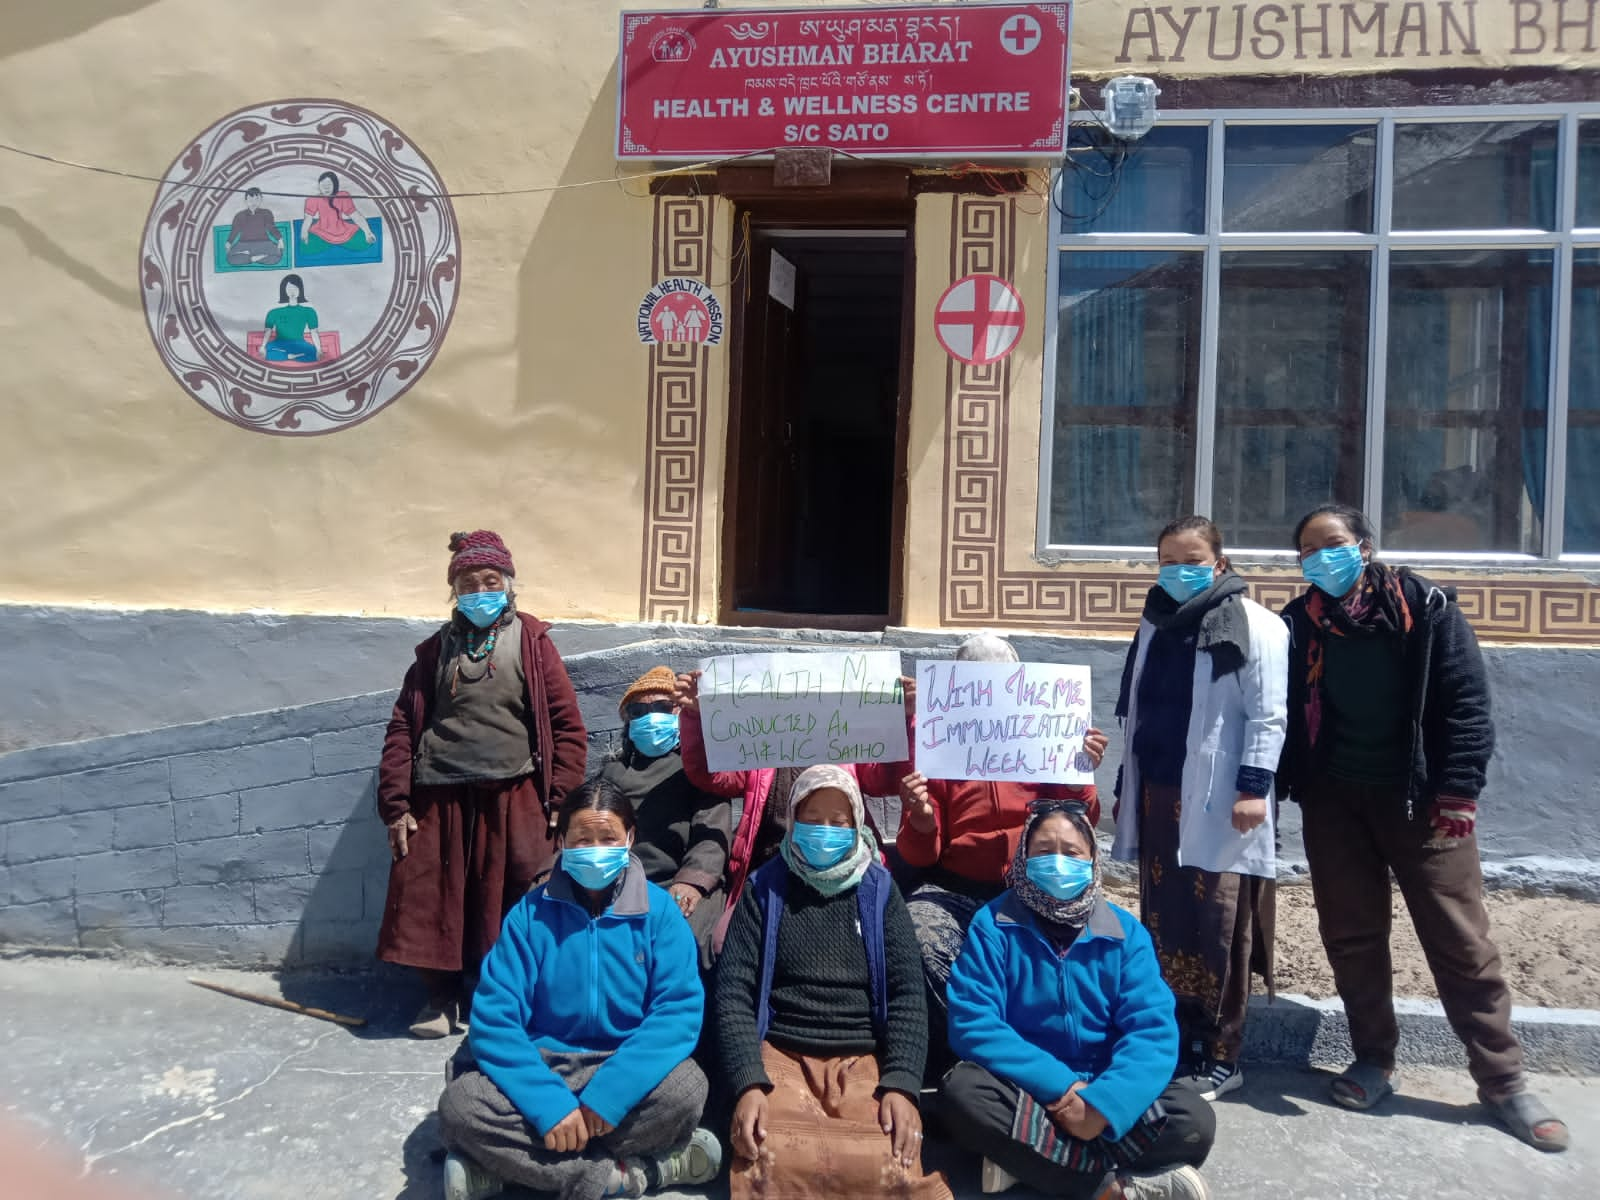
1383,249,1552,554
1223,125,1375,233
1050,252,1201,545
1392,121,1558,230
1579,121,1600,229
1214,252,1370,549
1567,249,1600,553
1058,124,1207,234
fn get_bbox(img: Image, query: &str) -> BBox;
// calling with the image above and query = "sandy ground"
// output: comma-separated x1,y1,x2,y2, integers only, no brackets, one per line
1105,879,1600,1010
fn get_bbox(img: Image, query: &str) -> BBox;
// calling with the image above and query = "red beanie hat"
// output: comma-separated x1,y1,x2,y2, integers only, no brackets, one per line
447,530,516,584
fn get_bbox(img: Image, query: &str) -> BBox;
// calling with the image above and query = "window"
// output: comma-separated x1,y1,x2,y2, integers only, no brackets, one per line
1045,107,1600,560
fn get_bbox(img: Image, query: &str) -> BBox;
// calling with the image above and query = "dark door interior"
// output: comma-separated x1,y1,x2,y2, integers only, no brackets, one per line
725,227,909,625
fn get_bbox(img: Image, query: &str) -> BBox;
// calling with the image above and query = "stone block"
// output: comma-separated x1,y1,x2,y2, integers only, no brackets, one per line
73,846,179,893
363,870,392,921
0,898,78,946
169,739,312,801
307,822,389,874
113,802,175,850
161,882,257,926
174,794,239,842
253,870,364,925
6,810,115,863
7,857,79,904
239,772,373,834
176,833,309,884
311,725,387,776
58,760,172,814
299,917,381,966
0,775,64,824
81,923,301,967
75,888,164,929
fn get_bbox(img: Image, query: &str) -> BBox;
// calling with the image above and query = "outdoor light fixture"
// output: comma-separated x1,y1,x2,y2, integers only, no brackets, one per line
1101,76,1160,140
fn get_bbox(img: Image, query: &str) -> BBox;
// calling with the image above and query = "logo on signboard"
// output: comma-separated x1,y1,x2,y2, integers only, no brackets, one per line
637,278,724,347
651,28,695,62
1000,14,1043,55
935,273,1026,366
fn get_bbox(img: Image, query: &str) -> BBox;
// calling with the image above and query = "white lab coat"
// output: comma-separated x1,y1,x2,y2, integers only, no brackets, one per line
1110,597,1289,879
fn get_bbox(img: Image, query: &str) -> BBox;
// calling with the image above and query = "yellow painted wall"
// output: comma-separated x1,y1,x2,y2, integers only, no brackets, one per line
0,1,731,621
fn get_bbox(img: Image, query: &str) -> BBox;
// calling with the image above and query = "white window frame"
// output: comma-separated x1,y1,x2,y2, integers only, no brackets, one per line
1038,103,1600,564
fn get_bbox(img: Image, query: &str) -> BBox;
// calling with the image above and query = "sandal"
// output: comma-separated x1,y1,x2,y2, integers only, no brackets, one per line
1486,1092,1570,1153
1329,1062,1396,1111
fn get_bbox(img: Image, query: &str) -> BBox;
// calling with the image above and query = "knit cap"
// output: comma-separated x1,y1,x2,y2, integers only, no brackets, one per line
447,530,515,584
619,665,679,713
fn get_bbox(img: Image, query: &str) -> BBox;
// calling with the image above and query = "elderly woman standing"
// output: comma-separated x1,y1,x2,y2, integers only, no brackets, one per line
714,766,952,1200
942,799,1214,1200
378,531,588,1038
600,667,732,968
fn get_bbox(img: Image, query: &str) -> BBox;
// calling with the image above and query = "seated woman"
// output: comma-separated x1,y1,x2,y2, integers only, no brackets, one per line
942,800,1215,1200
714,765,953,1200
437,777,720,1200
898,632,1108,1066
600,666,733,967
675,669,912,954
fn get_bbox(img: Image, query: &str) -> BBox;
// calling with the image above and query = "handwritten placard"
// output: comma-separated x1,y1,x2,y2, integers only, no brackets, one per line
914,660,1094,784
697,650,908,772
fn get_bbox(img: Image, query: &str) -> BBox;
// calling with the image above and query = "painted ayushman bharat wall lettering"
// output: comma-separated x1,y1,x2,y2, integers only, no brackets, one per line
139,99,461,435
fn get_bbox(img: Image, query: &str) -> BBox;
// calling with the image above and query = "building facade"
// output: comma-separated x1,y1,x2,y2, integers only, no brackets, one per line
1,1,1597,960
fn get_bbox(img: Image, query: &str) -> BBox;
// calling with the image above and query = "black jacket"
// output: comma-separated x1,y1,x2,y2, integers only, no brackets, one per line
1278,569,1494,815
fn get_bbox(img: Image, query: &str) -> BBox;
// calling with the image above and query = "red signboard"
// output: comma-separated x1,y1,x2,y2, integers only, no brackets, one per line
616,4,1071,161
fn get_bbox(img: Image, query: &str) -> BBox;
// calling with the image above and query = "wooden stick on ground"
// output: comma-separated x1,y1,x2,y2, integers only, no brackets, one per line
188,977,367,1028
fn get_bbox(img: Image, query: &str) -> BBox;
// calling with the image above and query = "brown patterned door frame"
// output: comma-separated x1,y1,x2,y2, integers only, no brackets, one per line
638,195,715,623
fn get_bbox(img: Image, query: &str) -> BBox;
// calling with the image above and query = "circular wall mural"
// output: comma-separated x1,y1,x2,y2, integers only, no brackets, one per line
139,99,461,435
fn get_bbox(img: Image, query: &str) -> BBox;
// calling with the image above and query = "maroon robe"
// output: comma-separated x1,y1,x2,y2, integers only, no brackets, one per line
376,612,587,972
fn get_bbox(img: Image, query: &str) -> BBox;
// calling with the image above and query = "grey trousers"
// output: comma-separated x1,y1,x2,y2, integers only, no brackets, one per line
438,1048,708,1200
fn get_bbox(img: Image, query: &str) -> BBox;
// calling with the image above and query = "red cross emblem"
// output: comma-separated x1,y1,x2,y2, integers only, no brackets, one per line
934,274,1026,366
1001,14,1042,56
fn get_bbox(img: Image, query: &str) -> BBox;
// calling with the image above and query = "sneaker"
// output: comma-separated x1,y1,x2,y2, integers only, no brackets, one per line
409,1001,456,1039
648,1127,722,1189
981,1158,1019,1194
442,1151,504,1200
1191,1060,1243,1101
1118,1164,1212,1200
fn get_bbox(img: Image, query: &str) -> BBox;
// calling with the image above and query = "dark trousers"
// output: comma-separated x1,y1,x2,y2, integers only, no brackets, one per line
1300,778,1524,1100
438,1050,707,1200
940,1063,1215,1199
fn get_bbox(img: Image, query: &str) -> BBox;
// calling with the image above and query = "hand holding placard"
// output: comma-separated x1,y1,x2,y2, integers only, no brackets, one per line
914,659,1095,785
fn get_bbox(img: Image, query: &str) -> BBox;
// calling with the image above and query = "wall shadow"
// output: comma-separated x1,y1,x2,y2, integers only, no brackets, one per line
0,0,161,61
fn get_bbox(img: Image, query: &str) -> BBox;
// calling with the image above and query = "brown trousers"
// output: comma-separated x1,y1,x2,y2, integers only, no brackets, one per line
1300,778,1524,1099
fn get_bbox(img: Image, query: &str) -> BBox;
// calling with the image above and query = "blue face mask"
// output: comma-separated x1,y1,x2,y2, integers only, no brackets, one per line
1157,563,1215,604
1301,543,1366,599
791,822,857,870
1024,853,1095,901
562,844,630,891
456,591,508,629
628,712,680,757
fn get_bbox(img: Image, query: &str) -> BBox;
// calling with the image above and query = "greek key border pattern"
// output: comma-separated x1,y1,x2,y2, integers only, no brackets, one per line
936,196,1600,645
638,195,714,622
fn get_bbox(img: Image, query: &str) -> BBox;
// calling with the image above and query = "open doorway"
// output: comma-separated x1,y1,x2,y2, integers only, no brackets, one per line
723,224,913,627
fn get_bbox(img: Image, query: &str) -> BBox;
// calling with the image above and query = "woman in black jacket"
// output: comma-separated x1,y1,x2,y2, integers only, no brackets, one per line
1278,504,1567,1152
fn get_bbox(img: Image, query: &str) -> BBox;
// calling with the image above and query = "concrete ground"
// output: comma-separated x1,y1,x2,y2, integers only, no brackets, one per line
2,958,1596,1200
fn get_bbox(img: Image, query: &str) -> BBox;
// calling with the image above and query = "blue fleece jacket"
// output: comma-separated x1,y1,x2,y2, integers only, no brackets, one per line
947,891,1178,1141
469,855,704,1136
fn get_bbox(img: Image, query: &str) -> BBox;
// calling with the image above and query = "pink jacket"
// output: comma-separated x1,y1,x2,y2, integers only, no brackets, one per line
678,709,909,950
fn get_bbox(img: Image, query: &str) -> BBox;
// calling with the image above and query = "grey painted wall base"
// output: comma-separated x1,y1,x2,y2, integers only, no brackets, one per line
4,612,1600,966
